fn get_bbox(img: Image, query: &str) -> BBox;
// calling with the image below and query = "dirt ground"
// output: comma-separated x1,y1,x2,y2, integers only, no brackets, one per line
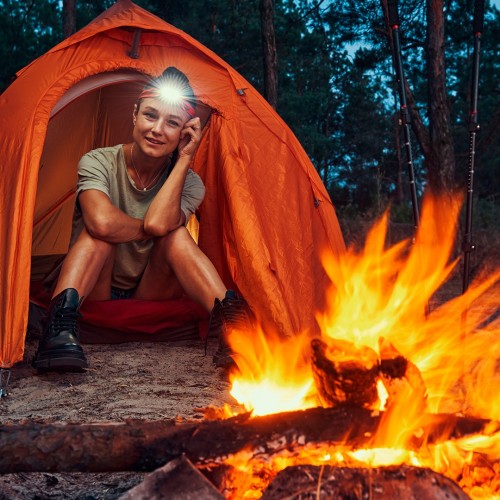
2,335,233,423
0,333,235,499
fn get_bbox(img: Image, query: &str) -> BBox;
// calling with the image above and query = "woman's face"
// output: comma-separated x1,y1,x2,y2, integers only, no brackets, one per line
132,97,191,159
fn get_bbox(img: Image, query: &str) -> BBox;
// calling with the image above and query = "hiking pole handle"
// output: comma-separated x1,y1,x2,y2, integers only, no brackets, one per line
469,0,484,130
387,0,420,231
387,0,400,27
388,0,409,125
473,0,485,35
462,0,484,294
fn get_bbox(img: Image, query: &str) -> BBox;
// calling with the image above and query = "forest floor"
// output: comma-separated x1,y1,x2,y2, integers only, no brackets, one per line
0,222,498,499
0,335,234,499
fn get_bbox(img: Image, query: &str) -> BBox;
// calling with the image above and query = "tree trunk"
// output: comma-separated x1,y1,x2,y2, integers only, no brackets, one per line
426,0,456,193
260,0,278,109
62,0,76,39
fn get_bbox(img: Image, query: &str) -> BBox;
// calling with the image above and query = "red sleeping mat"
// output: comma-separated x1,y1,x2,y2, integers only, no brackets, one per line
29,282,210,344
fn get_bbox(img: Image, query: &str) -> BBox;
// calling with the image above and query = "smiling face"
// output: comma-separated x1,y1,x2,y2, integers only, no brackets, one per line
132,97,191,160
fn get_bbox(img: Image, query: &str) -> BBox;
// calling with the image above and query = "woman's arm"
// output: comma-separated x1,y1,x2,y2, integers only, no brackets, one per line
79,189,149,243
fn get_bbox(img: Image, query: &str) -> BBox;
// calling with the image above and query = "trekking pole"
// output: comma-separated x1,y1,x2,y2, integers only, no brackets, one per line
462,0,485,294
387,0,420,231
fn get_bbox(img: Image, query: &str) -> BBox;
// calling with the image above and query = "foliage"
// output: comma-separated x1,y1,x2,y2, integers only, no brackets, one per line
148,0,265,88
0,0,62,89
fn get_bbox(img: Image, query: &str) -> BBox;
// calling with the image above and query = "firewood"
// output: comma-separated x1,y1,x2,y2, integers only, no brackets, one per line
311,337,428,412
310,338,379,408
260,464,470,499
379,337,428,411
119,455,224,500
0,407,492,473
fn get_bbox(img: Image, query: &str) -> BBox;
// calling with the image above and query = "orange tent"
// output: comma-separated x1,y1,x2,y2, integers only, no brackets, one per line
0,0,345,370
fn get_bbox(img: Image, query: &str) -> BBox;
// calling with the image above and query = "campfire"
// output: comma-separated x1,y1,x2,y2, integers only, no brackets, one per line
0,194,498,498
214,194,500,498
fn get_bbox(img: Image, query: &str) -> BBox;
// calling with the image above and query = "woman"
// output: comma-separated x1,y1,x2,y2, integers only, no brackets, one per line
33,67,250,373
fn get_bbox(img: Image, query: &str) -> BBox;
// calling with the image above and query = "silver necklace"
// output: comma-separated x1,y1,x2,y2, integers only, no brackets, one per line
130,144,164,191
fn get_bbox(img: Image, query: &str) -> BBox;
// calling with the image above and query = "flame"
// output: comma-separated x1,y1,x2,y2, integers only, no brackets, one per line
218,430,500,499
228,194,499,419
221,193,499,498
229,326,318,416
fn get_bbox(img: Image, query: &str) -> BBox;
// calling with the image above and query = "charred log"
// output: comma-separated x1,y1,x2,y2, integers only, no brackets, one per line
0,407,492,473
379,337,428,411
311,337,428,411
310,338,379,408
261,464,470,499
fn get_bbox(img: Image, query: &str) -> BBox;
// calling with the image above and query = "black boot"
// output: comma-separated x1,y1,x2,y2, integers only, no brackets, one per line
32,288,88,373
210,290,253,369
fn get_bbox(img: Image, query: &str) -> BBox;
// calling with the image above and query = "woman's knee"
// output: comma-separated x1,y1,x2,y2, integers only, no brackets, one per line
157,226,192,251
66,229,116,276
152,226,199,264
77,228,115,257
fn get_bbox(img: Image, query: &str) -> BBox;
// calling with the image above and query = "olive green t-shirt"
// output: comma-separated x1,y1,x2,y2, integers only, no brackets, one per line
71,144,205,289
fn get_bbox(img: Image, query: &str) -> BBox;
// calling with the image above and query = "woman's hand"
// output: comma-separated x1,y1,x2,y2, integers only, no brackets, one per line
144,115,201,235
177,117,202,161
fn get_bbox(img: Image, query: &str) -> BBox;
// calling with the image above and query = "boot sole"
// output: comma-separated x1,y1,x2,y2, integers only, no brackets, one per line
33,348,88,373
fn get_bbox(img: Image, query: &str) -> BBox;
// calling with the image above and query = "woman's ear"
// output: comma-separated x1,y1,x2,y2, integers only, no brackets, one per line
132,104,138,125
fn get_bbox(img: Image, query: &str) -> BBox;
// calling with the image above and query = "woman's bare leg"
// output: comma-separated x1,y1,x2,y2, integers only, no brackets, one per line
53,228,115,300
135,226,226,311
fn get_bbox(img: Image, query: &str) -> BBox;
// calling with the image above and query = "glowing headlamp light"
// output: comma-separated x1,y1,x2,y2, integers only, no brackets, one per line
157,83,184,104
139,82,195,118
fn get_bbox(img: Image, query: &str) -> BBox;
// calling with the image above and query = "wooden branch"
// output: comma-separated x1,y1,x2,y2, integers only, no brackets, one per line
0,407,492,473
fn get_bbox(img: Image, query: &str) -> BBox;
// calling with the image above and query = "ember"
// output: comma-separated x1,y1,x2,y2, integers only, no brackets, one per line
223,194,499,498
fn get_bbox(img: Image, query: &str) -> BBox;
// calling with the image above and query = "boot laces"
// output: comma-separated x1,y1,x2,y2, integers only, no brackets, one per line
220,297,251,327
52,307,82,336
205,295,251,355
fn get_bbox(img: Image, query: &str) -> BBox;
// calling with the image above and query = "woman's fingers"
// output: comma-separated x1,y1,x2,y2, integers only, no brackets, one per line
178,118,201,157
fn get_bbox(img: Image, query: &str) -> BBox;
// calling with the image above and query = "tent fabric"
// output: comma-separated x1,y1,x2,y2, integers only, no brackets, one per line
0,0,345,369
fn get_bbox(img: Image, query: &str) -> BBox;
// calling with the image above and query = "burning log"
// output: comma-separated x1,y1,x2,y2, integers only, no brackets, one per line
0,407,492,474
311,337,428,411
310,338,379,408
378,337,427,411
260,464,470,499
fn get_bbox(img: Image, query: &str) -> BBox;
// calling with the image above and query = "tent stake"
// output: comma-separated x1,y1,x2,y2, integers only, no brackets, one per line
0,368,10,398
